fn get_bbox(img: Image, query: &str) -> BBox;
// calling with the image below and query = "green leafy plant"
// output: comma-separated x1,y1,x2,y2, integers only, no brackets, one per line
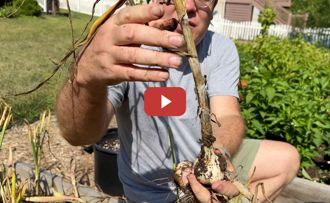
236,36,330,169
0,0,42,18
258,7,276,36
13,0,42,17
291,0,330,28
0,5,17,18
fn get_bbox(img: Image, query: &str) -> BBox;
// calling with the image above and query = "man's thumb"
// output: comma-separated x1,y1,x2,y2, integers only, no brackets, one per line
187,174,212,203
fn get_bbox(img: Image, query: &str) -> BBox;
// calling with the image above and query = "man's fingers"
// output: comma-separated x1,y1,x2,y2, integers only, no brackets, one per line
108,65,169,83
114,4,164,25
112,24,184,49
111,46,182,68
187,175,240,202
187,174,212,203
212,180,240,198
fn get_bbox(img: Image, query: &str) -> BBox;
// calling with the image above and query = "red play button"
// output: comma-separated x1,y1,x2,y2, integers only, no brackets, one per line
144,87,186,116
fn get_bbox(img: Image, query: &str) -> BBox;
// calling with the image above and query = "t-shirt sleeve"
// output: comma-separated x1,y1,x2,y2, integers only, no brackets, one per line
207,37,240,98
107,82,128,109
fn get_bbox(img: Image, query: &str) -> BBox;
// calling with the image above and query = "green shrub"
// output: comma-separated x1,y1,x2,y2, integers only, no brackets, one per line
0,0,42,18
13,0,42,16
258,7,276,36
236,36,330,169
0,5,17,18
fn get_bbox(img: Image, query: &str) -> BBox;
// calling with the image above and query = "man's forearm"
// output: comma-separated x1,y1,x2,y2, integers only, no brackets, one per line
212,115,245,157
56,79,111,146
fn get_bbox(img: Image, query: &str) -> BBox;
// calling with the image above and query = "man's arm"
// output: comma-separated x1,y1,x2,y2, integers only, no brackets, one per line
210,95,245,157
56,78,115,146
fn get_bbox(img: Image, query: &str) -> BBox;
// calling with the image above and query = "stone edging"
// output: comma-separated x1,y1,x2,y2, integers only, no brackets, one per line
14,161,125,203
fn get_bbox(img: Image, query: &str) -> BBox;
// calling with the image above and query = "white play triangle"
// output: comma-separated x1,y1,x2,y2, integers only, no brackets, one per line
161,95,171,109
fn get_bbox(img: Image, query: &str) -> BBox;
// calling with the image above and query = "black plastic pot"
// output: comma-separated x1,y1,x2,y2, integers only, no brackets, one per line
93,128,124,196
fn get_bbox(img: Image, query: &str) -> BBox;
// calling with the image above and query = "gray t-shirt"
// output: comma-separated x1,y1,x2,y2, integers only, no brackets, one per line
108,31,239,202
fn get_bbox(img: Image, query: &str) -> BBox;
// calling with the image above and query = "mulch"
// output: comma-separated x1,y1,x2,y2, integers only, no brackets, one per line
0,115,118,189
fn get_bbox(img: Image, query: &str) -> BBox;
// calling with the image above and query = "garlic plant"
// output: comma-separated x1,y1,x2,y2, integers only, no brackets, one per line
172,0,256,202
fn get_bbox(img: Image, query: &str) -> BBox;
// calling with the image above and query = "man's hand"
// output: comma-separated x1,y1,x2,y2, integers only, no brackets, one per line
76,3,185,88
56,3,185,146
188,174,240,202
187,150,240,203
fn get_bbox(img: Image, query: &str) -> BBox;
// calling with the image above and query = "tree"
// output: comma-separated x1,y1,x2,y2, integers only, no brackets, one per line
291,0,330,28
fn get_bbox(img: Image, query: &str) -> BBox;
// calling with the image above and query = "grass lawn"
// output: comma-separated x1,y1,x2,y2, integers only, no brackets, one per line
0,12,93,123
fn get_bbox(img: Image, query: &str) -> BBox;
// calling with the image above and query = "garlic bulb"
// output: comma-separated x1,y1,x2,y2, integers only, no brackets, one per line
194,146,225,185
174,160,193,188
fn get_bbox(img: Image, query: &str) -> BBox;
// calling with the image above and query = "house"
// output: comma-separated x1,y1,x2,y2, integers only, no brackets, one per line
214,0,308,25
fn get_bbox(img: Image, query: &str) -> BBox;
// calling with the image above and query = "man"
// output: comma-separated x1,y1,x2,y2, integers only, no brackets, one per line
56,0,300,202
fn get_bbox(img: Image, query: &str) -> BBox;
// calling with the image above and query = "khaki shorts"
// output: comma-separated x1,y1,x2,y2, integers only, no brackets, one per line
232,139,261,184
